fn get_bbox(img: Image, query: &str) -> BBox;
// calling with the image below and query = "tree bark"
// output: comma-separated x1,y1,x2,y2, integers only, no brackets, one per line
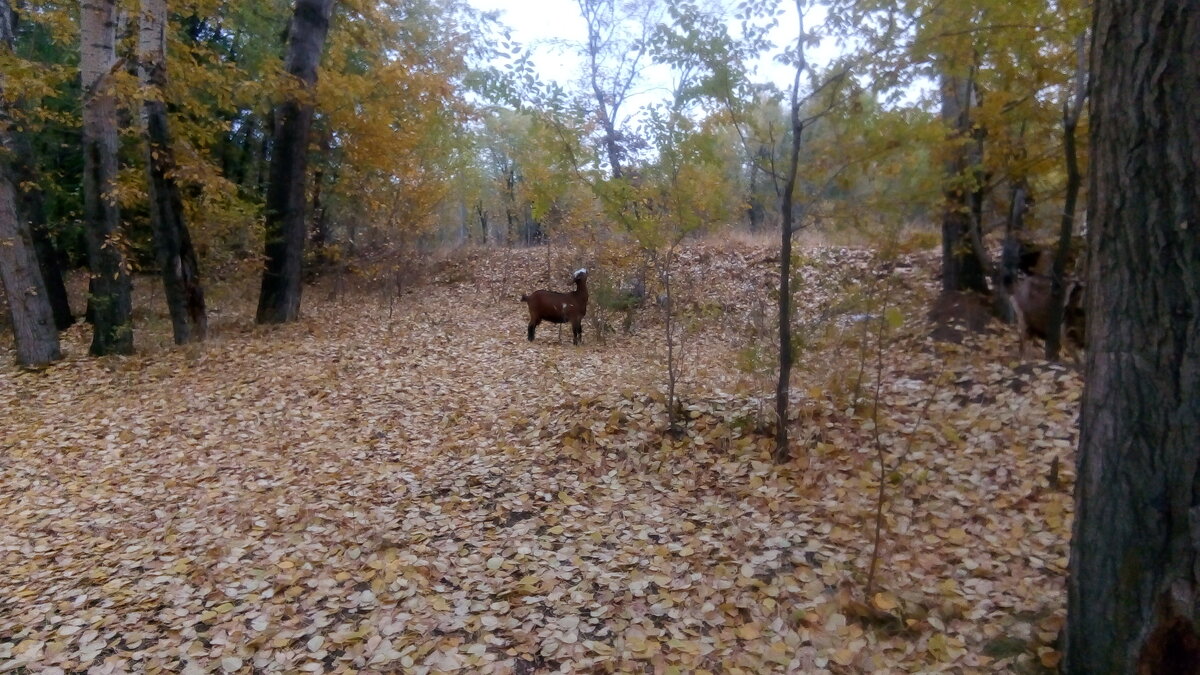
140,0,207,344
0,176,62,366
81,0,134,355
939,70,989,296
1064,2,1200,673
256,0,335,324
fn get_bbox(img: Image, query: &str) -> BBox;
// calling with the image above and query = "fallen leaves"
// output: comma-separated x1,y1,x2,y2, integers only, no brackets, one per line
0,242,1077,672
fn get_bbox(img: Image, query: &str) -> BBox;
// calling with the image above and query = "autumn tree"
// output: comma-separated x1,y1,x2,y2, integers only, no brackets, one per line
81,0,133,354
575,0,662,179
2,2,74,332
312,0,475,257
937,55,989,296
0,0,60,366
139,0,206,343
827,0,1092,318
257,0,335,324
1063,1,1199,672
1043,32,1087,360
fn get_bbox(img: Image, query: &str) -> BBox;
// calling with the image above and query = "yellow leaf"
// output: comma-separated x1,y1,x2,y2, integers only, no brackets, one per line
736,623,762,640
872,592,899,611
1040,650,1062,668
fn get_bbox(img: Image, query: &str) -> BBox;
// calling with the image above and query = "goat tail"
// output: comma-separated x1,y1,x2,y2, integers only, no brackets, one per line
520,293,529,303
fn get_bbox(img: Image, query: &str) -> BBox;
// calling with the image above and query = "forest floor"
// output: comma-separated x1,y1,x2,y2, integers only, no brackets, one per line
1,239,1081,674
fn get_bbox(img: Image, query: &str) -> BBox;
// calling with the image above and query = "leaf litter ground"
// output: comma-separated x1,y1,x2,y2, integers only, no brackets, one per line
0,242,1078,673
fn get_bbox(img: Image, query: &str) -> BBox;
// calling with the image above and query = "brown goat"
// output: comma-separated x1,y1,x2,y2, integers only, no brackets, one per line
521,269,589,345
1008,273,1087,357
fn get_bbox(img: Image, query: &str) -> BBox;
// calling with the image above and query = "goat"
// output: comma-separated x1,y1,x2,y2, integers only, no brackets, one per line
1007,273,1086,357
521,268,589,345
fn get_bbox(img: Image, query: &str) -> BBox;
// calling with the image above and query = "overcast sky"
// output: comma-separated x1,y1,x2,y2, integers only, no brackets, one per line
465,0,838,115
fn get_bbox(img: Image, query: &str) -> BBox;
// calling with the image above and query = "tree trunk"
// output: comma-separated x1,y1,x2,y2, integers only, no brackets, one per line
81,0,134,355
29,217,74,330
995,179,1030,324
2,1,72,331
1045,33,1088,361
774,0,806,464
140,0,207,344
0,177,62,367
664,249,678,429
939,70,989,296
504,166,517,245
308,127,332,268
747,159,765,231
256,0,336,324
1063,2,1200,673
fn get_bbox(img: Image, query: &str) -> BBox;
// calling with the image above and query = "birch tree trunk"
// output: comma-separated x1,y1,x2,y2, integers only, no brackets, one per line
256,0,336,324
1064,1,1200,671
81,0,134,355
139,0,207,344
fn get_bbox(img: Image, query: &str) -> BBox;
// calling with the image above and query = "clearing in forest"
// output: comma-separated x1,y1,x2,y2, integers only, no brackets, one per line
1,242,1078,673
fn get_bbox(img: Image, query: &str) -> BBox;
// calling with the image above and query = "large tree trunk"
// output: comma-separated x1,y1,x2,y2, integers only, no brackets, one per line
939,70,989,296
1063,2,1200,673
140,0,207,344
256,0,335,324
2,0,72,331
81,0,134,355
0,177,62,367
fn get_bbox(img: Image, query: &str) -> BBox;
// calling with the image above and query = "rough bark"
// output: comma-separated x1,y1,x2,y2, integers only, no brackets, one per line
1045,33,1088,361
256,0,335,324
140,0,207,344
0,176,61,366
81,0,134,355
939,70,989,296
1064,2,1200,673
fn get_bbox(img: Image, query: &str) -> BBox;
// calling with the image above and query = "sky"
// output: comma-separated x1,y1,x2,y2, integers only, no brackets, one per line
465,0,840,115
